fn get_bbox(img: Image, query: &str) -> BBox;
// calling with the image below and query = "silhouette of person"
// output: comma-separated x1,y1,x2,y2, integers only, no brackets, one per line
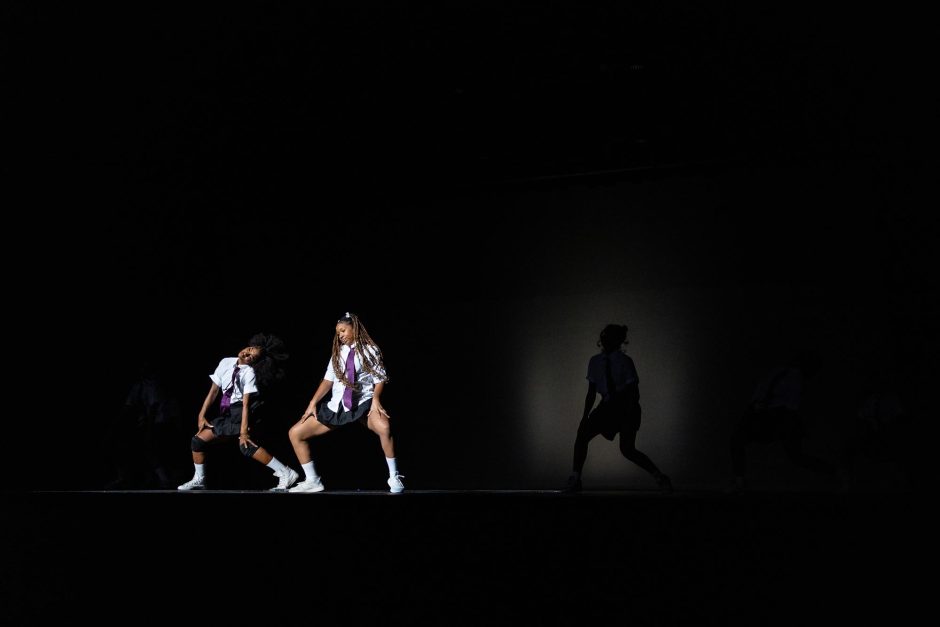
177,332,297,491
287,312,404,493
105,360,179,489
566,323,672,493
728,349,836,493
840,368,913,492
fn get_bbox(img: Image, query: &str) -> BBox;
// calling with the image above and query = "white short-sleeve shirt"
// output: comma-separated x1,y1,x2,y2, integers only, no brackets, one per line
210,357,258,404
323,343,387,412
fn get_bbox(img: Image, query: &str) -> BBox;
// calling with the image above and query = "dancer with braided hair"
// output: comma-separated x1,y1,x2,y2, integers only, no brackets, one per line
177,333,298,491
287,312,404,493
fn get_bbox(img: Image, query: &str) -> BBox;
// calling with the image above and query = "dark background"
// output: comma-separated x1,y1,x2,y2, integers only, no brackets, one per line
5,2,933,491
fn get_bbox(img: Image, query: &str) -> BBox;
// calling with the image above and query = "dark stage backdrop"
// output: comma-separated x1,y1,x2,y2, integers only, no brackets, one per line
23,159,932,493
6,2,932,492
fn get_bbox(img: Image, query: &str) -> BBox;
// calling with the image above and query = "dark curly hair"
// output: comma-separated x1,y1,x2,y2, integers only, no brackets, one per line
248,332,289,390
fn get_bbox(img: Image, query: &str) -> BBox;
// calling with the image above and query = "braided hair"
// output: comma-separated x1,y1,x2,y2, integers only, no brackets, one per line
331,312,386,390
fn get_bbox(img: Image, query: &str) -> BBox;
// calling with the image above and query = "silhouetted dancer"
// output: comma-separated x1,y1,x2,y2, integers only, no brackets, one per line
566,323,672,493
105,360,177,489
728,349,836,493
840,369,913,492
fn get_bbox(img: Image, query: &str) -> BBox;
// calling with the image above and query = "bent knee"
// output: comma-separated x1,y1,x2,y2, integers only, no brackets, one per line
288,423,305,442
369,417,392,436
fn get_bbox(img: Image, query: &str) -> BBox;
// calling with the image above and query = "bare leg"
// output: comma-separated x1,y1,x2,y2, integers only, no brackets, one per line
365,411,395,458
288,418,333,464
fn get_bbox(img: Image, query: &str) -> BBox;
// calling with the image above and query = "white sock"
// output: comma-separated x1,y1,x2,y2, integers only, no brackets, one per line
302,461,319,481
386,456,398,477
194,463,205,479
266,458,287,474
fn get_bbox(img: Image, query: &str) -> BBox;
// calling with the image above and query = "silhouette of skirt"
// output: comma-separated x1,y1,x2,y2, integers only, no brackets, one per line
588,400,641,441
316,398,373,427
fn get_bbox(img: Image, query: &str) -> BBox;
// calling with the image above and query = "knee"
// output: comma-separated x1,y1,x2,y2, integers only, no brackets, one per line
239,441,259,458
371,417,392,438
288,423,304,444
619,443,638,458
191,435,209,452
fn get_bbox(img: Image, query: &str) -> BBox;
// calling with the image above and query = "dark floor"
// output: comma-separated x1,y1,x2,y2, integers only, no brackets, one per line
3,489,924,625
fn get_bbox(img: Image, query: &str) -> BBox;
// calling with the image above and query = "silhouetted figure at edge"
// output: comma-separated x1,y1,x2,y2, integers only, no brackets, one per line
728,349,836,494
839,368,914,492
104,360,179,489
566,324,672,493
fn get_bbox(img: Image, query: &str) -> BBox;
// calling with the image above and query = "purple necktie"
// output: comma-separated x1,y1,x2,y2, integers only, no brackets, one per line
220,365,240,413
343,347,356,411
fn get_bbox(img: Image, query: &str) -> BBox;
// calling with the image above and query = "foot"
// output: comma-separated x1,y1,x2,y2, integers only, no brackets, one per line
271,467,299,491
564,473,582,492
177,476,205,491
289,477,325,493
387,473,405,493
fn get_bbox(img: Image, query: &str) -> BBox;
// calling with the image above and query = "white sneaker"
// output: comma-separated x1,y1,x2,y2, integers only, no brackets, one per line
387,473,405,494
271,467,299,491
177,476,205,491
289,477,325,493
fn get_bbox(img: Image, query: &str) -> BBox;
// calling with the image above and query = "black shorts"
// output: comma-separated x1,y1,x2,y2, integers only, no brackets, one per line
316,398,373,427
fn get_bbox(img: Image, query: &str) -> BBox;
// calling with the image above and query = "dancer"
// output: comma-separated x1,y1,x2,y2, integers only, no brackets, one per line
288,312,404,493
566,323,672,493
177,333,297,491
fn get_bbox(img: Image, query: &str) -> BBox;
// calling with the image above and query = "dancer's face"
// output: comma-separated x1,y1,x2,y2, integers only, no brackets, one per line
238,346,262,365
336,322,355,346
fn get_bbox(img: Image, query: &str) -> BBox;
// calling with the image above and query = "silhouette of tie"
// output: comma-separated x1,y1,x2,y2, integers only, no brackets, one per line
605,355,616,402
220,365,240,414
343,347,356,411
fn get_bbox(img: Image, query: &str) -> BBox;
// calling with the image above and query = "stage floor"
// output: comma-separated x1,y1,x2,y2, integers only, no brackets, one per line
4,489,924,625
